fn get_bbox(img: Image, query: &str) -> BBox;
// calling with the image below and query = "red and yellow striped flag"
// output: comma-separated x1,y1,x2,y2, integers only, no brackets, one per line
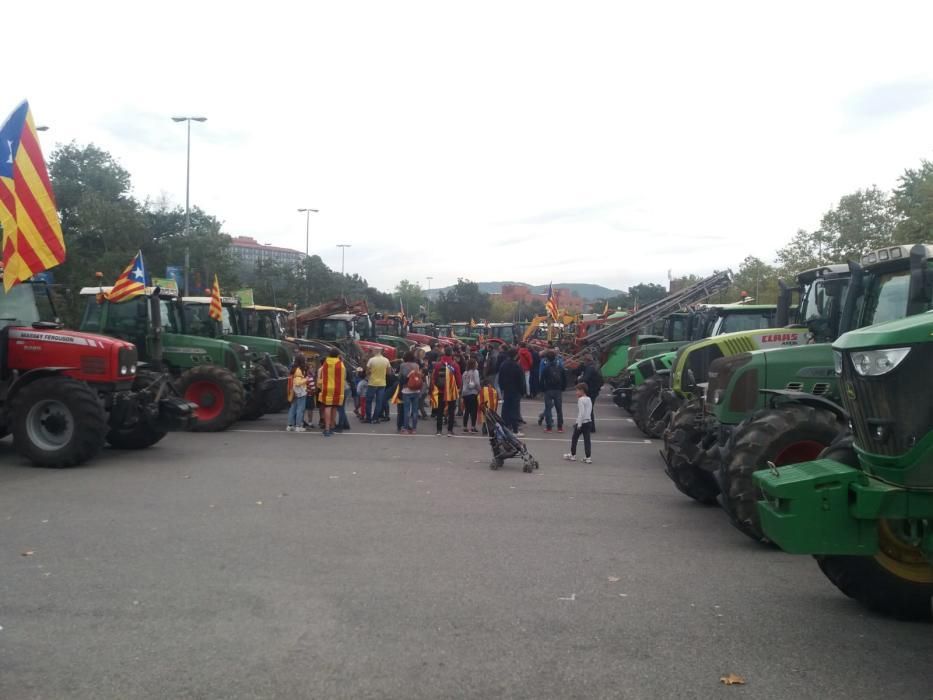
545,282,559,321
209,274,223,321
0,101,66,291
105,251,146,303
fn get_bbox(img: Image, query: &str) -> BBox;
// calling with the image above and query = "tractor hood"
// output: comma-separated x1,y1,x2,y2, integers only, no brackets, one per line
833,310,933,350
10,326,134,353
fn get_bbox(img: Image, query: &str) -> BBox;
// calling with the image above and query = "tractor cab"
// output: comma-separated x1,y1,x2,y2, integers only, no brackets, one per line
485,322,519,345
302,313,397,361
0,279,59,331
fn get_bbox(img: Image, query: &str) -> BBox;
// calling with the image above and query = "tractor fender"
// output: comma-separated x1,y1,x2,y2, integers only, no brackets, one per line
760,389,849,424
5,367,75,400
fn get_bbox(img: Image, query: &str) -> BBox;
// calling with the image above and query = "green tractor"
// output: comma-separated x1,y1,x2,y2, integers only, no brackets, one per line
80,286,259,432
618,303,783,438
707,244,933,542
660,264,853,502
180,296,293,413
754,307,933,621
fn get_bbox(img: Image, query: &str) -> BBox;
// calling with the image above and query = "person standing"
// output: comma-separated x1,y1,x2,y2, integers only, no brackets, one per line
461,358,481,433
579,353,603,434
399,351,423,434
286,355,308,432
564,382,593,463
318,348,346,437
538,350,565,433
497,348,525,436
432,347,462,436
517,342,533,397
365,346,391,424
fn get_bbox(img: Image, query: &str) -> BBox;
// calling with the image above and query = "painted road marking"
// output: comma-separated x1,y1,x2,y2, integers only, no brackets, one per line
228,428,655,445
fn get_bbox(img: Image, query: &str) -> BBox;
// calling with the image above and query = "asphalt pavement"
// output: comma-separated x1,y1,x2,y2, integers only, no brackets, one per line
1,393,930,700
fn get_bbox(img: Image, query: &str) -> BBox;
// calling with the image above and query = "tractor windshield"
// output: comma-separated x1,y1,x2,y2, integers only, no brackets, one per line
666,315,689,341
712,311,775,335
305,318,351,341
246,310,285,339
159,299,182,333
0,283,54,330
798,276,849,341
857,269,917,327
182,303,233,337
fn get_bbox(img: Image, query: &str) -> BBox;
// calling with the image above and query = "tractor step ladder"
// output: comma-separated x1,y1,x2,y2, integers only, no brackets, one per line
566,269,733,364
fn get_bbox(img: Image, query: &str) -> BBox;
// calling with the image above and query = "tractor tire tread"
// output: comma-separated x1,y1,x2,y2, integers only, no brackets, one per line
176,365,245,432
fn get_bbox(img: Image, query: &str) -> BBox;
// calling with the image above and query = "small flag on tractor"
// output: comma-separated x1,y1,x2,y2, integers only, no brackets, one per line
399,297,407,328
545,282,559,321
105,251,147,303
209,274,223,322
0,101,66,291
602,299,609,316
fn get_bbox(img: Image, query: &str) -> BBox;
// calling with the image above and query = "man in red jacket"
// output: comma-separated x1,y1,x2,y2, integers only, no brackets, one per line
517,342,534,398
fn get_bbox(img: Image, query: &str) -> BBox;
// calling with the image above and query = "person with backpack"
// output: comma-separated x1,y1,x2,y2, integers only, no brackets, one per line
538,350,565,433
431,346,462,436
579,353,604,434
399,351,423,434
460,358,481,433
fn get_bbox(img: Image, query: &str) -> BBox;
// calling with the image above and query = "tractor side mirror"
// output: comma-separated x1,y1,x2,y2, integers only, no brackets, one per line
908,244,932,313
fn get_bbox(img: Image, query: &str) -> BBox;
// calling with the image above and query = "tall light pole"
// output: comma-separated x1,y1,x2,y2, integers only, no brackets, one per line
337,244,351,295
297,208,319,257
172,116,207,296
426,276,433,319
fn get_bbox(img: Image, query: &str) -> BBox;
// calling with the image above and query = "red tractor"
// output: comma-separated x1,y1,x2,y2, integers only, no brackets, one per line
0,279,196,467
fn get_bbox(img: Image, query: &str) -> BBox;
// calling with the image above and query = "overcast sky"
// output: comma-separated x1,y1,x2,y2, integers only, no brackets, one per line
7,1,933,292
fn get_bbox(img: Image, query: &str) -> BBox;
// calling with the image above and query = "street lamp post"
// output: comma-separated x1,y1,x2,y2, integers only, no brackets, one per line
337,244,351,295
426,276,433,319
297,208,319,257
172,116,207,296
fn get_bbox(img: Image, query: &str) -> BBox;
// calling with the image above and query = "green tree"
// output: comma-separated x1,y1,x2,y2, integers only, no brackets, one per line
775,229,823,279
395,279,426,319
892,160,933,242
732,256,779,303
436,279,492,322
488,296,517,322
627,282,666,308
820,186,898,261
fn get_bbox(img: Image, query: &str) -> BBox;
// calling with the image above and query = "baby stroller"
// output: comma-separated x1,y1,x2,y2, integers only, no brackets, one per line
484,408,540,473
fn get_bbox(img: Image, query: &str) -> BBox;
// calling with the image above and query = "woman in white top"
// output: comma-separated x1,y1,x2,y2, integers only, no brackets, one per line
460,359,481,433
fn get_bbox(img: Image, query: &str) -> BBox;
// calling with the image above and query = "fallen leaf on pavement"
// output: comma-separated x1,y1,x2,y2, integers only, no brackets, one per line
21,550,34,557
255,501,263,506
720,673,746,686
607,576,620,582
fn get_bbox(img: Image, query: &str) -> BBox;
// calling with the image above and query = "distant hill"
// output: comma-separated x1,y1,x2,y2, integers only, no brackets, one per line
427,281,623,300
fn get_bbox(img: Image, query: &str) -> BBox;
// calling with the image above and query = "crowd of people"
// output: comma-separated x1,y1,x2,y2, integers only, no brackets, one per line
285,339,604,458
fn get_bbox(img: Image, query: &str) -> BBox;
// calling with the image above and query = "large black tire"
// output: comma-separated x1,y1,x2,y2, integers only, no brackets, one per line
721,404,844,542
176,365,245,432
632,377,669,439
662,401,719,504
240,366,269,421
11,376,107,468
814,436,933,621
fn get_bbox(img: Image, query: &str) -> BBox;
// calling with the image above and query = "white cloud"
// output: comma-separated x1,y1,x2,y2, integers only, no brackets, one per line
7,0,933,291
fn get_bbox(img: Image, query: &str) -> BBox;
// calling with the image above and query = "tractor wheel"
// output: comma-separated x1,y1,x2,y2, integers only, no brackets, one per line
721,404,844,542
11,376,107,468
240,366,269,421
814,437,933,621
632,377,669,439
176,365,245,432
661,401,719,504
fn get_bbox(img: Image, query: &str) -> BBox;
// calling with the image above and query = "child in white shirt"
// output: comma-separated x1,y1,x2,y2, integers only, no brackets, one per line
564,382,593,463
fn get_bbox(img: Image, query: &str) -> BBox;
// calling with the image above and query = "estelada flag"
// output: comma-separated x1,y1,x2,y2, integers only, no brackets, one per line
209,274,223,321
0,101,66,291
478,385,499,420
545,282,559,321
440,362,460,401
317,356,345,406
105,251,146,303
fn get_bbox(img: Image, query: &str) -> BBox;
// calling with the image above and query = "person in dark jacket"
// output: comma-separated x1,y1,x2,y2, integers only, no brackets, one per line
537,350,565,432
497,348,525,435
579,353,603,433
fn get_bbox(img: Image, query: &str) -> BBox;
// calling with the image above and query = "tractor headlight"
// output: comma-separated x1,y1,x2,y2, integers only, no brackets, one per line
130,365,137,374
712,389,724,405
120,365,128,375
849,347,911,376
832,350,843,375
